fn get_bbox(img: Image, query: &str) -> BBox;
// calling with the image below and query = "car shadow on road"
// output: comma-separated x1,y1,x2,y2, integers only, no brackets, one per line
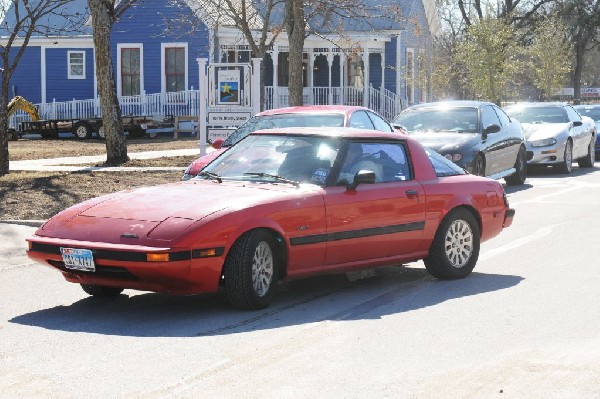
10,265,523,338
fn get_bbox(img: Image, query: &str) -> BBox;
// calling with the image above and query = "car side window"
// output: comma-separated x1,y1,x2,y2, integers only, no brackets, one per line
493,106,511,127
336,141,412,185
349,111,376,129
565,105,582,122
481,106,501,130
366,111,393,132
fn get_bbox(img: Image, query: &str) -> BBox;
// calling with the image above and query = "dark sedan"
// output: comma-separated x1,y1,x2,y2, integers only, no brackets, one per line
393,101,527,185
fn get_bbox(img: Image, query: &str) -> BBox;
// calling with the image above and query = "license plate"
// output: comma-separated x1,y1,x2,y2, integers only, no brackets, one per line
60,248,96,272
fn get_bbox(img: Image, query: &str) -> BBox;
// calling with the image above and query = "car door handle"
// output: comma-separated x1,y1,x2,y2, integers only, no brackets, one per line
405,190,419,199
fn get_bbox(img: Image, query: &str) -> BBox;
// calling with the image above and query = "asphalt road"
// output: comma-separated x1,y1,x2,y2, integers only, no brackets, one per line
1,165,600,398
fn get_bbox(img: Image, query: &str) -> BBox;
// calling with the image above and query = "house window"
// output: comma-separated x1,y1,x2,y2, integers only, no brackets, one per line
121,48,141,96
165,47,186,92
68,51,85,79
406,48,414,104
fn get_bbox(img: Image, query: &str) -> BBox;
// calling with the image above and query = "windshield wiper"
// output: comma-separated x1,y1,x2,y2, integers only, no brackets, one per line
198,170,222,183
243,172,300,188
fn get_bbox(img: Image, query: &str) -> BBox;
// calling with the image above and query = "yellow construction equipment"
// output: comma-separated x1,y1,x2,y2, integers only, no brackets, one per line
7,96,40,140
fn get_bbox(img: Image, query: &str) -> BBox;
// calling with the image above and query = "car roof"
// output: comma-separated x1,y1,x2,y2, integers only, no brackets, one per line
406,100,494,110
573,104,600,108
251,126,403,141
505,102,568,108
257,105,370,117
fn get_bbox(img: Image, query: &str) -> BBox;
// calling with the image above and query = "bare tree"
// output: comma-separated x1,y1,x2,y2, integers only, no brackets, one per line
88,0,129,165
284,0,304,106
0,0,86,176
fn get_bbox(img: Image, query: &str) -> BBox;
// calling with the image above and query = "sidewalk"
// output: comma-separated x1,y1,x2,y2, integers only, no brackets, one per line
9,148,201,172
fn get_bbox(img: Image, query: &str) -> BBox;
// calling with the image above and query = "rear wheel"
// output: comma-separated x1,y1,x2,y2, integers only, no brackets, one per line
73,122,92,139
224,229,280,310
472,154,485,176
81,284,124,297
505,146,527,186
577,138,596,168
8,128,19,141
556,140,573,174
96,124,106,140
424,209,480,280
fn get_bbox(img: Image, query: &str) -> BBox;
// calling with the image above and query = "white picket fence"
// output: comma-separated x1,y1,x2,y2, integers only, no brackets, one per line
9,86,404,129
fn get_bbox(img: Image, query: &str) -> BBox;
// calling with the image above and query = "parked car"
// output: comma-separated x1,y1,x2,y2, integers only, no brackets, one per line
392,101,527,186
504,102,596,173
181,105,402,180
573,104,600,153
27,127,515,310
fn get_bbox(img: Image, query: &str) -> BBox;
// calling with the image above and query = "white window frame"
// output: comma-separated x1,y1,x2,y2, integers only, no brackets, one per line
161,42,189,93
116,43,144,97
68,50,86,79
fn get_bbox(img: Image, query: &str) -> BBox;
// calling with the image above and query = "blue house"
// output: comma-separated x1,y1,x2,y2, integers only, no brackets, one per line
1,0,440,121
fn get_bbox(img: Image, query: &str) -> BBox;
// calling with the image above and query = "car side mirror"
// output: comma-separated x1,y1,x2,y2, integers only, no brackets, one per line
483,124,501,134
573,121,583,127
212,138,225,149
347,170,376,190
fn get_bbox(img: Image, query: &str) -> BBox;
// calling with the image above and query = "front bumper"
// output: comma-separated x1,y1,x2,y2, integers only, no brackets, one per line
525,140,567,165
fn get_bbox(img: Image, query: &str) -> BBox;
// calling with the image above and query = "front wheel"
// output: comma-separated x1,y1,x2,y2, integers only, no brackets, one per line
556,140,573,174
577,138,596,168
471,154,486,176
224,230,280,310
96,124,106,140
8,128,19,141
424,209,480,280
81,284,124,297
505,146,527,186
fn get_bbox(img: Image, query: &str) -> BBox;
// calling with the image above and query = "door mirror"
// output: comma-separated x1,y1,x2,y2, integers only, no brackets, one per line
211,138,225,149
483,124,501,134
347,170,376,190
573,121,583,127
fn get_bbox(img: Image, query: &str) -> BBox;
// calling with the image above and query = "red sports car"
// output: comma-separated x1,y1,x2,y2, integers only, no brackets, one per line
182,105,402,180
27,127,514,310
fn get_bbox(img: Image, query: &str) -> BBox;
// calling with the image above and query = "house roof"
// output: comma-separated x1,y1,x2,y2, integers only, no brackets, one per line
0,0,92,38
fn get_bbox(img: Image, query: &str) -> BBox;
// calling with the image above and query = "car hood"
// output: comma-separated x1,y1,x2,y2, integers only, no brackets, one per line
37,181,306,244
407,131,479,153
521,123,569,140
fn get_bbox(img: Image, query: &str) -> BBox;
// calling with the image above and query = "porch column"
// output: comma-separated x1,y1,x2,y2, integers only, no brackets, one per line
271,49,279,108
327,52,334,104
362,48,370,107
381,51,385,91
196,58,208,156
338,52,347,105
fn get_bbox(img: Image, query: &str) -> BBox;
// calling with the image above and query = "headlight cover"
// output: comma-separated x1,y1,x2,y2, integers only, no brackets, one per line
444,153,463,162
530,138,557,147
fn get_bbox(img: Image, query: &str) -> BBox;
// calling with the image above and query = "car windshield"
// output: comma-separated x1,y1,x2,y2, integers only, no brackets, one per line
393,107,479,133
426,148,467,177
574,106,600,122
202,134,341,186
504,106,569,124
221,113,345,147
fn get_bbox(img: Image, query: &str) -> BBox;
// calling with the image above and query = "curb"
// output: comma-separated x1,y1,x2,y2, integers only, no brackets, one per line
0,220,45,227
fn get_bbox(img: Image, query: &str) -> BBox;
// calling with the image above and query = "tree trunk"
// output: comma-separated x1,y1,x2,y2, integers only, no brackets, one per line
286,0,305,106
0,74,9,176
88,0,128,165
572,39,585,105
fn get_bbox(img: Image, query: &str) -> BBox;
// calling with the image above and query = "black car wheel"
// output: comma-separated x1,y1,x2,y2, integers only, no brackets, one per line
577,138,596,168
556,140,573,174
505,146,527,186
81,284,124,297
424,209,480,280
224,229,280,310
472,154,486,176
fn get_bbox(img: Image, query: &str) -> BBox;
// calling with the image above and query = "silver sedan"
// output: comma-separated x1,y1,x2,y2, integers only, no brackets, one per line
504,102,596,173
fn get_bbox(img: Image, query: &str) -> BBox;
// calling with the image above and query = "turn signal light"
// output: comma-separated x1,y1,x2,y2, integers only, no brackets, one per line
147,253,170,262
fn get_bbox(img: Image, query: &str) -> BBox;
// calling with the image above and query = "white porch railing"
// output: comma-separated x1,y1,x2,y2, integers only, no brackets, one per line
9,87,405,129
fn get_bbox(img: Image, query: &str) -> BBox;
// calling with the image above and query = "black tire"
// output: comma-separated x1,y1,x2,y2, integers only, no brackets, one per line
505,146,527,186
8,128,19,141
96,124,106,140
81,284,124,297
73,122,92,139
424,208,480,280
224,229,280,310
556,139,573,174
127,128,146,139
472,154,485,176
577,138,596,168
